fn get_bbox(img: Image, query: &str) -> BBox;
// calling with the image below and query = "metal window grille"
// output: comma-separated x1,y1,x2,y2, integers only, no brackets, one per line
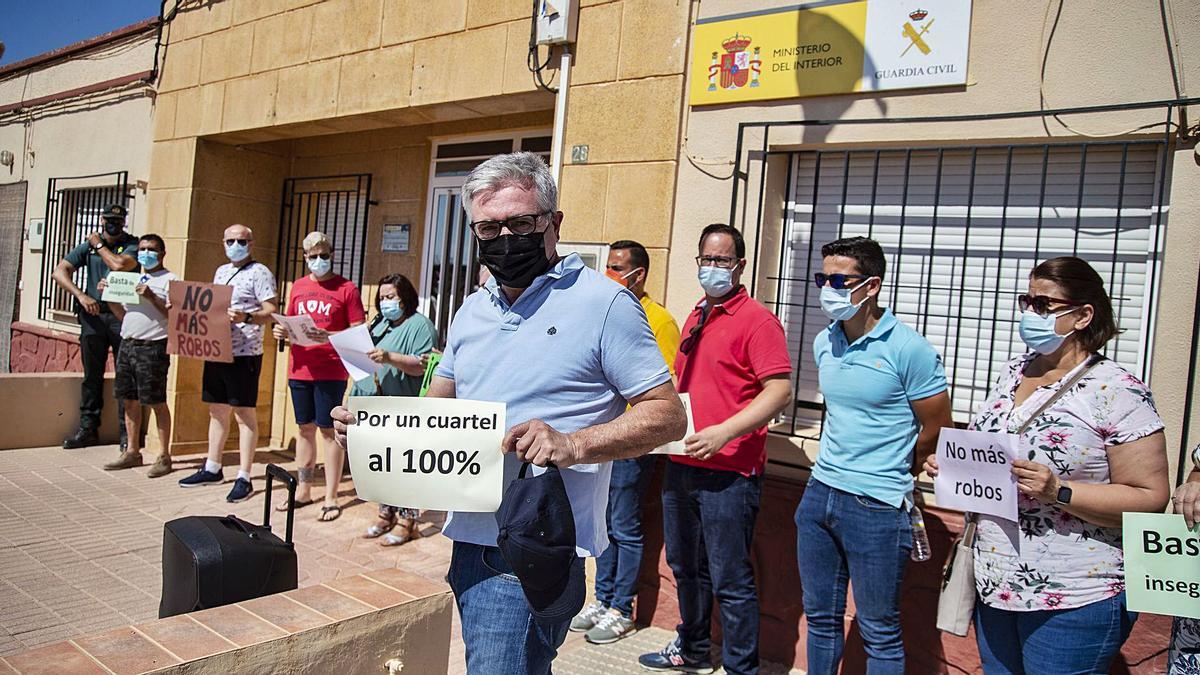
763,140,1169,438
37,172,129,322
276,174,372,302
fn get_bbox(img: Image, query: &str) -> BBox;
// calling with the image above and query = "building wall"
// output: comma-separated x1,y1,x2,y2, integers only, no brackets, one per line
0,29,157,339
149,0,694,447
667,0,1200,477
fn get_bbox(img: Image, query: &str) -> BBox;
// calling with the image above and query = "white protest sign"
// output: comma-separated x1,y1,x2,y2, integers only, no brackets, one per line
272,313,322,347
932,427,1018,521
329,324,382,382
101,271,141,304
346,396,506,512
652,393,695,455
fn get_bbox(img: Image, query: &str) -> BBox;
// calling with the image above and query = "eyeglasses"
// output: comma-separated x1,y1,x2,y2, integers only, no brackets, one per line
1018,294,1080,317
468,212,552,241
306,253,331,261
225,238,249,246
813,273,870,290
678,310,710,356
695,256,738,269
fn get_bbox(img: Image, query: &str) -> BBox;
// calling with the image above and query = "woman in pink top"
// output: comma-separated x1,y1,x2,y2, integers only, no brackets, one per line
272,232,365,522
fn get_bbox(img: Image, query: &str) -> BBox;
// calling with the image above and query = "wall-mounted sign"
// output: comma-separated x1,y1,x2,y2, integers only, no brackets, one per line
382,223,410,253
689,0,972,106
571,144,589,164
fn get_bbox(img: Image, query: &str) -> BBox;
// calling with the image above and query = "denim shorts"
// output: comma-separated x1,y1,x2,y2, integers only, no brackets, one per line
288,379,347,428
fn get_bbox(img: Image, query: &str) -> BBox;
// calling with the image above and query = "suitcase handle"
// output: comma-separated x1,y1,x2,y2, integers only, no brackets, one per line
263,463,297,545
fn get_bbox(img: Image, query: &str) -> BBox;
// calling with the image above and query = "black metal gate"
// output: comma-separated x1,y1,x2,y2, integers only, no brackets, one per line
276,174,372,301
38,172,128,322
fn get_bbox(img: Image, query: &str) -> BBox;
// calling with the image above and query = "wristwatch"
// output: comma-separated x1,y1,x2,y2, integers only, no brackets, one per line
92,241,106,252
1055,481,1073,505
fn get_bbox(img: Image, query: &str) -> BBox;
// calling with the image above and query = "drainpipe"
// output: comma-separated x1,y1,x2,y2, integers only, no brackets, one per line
549,47,572,186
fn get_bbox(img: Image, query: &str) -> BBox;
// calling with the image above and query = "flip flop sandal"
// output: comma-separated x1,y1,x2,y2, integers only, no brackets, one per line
277,498,314,512
318,505,342,522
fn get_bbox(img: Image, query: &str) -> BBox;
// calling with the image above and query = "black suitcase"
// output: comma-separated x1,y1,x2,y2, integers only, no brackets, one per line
159,464,298,618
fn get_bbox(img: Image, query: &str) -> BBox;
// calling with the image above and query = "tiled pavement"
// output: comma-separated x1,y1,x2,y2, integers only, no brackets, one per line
0,444,796,674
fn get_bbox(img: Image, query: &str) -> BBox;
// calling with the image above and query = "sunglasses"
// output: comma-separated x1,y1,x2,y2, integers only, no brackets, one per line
468,212,551,241
225,238,249,246
1018,294,1080,317
679,310,710,356
813,273,870,290
306,253,331,260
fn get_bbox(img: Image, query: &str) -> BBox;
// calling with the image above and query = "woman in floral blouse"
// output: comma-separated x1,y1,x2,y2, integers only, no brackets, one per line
927,256,1169,674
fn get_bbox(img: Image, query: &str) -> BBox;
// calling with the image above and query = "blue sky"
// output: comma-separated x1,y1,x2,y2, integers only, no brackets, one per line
0,0,161,66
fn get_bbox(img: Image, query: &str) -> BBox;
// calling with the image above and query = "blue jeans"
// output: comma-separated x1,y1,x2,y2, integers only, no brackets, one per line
594,455,656,616
975,593,1136,674
795,478,911,675
662,462,762,675
446,541,579,675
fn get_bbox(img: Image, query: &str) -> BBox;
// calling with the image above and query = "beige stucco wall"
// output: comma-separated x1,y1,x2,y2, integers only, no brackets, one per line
668,0,1200,478
149,0,694,447
0,29,157,333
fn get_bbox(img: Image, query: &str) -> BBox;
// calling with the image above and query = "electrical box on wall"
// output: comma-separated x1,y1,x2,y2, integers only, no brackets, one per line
535,0,578,45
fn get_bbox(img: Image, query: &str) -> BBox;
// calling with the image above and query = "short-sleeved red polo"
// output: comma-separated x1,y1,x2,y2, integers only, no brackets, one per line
672,286,792,476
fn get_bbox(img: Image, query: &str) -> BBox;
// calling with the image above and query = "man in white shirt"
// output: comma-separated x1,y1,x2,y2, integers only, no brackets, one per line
102,234,177,477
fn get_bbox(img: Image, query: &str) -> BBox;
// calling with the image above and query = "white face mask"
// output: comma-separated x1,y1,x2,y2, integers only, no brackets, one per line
307,256,332,277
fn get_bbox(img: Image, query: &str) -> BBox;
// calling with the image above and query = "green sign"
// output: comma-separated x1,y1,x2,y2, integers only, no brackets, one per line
1123,512,1200,619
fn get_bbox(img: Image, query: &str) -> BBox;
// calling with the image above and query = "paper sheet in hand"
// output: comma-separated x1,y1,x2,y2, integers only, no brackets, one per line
1123,512,1200,619
328,324,381,382
101,271,141,304
347,396,506,512
271,313,322,347
652,393,695,455
932,428,1018,521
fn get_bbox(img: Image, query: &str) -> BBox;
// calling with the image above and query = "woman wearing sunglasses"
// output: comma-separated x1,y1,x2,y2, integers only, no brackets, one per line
925,256,1169,674
271,231,366,522
354,273,439,546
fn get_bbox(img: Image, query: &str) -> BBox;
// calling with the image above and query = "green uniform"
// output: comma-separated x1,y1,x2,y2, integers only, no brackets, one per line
350,313,439,397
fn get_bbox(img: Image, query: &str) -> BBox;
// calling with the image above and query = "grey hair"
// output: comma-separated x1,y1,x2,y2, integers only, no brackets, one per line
461,152,557,220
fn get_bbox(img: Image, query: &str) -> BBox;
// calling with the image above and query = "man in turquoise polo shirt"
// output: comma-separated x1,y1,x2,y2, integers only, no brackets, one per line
797,236,952,675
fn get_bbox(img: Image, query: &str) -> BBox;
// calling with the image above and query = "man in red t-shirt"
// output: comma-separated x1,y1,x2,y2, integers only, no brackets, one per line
639,224,792,675
272,232,365,522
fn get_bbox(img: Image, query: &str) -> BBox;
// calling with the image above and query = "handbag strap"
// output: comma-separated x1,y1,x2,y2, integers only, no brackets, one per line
962,354,1103,544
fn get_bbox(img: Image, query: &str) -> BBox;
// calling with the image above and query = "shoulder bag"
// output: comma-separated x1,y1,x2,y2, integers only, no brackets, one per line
936,354,1102,636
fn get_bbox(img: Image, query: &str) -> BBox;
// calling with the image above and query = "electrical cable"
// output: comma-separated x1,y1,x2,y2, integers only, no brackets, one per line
527,0,558,93
1038,0,1179,138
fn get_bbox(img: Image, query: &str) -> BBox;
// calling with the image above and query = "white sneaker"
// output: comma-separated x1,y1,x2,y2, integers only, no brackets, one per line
570,601,607,632
585,609,636,644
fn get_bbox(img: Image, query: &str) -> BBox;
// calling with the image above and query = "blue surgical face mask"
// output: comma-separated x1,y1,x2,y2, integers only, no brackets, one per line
380,300,403,321
698,266,734,297
137,250,159,269
1018,308,1078,354
225,241,250,262
306,256,332,277
819,278,873,322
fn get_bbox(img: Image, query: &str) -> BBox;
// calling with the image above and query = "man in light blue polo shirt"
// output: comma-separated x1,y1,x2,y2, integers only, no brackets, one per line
797,236,952,675
333,152,685,675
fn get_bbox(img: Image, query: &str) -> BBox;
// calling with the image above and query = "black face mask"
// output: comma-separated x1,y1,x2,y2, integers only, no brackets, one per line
103,220,124,237
478,232,552,289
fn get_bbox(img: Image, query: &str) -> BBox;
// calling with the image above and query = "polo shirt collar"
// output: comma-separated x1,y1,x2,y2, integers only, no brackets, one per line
484,253,584,306
829,307,898,346
693,285,750,316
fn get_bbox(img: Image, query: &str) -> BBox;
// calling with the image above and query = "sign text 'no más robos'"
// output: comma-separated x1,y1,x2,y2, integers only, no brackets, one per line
167,280,233,364
689,0,972,106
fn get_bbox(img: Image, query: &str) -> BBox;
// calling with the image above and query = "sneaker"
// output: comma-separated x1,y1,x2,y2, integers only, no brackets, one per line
63,427,99,449
178,468,224,488
226,477,253,503
585,609,636,644
570,601,607,632
147,455,173,478
638,639,714,673
103,451,143,471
